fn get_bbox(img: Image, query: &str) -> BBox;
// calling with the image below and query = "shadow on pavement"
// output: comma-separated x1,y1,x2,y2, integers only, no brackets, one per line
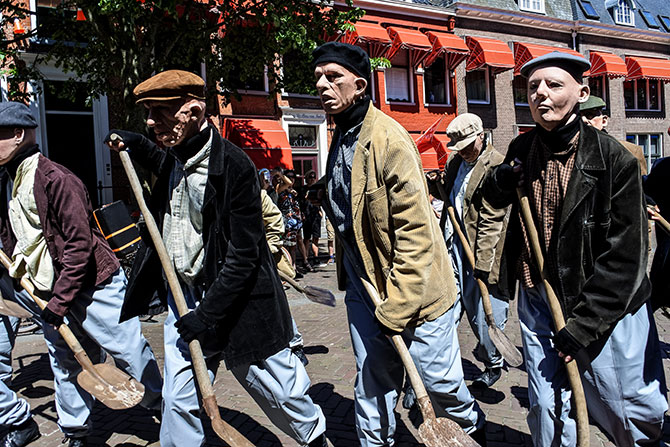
304,345,329,355
310,382,424,446
510,385,530,409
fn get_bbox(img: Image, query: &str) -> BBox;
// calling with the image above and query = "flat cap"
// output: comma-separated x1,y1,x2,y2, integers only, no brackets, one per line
312,42,371,83
134,70,206,104
0,102,38,128
580,95,606,112
520,51,591,80
447,113,483,152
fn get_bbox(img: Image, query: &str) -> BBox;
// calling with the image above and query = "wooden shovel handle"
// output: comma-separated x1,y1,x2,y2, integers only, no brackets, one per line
119,150,252,446
359,279,436,421
516,189,590,447
446,207,496,326
0,249,95,370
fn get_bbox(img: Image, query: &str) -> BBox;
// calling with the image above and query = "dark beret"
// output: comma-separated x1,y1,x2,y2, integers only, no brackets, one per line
312,42,371,83
134,70,206,104
520,51,591,80
0,102,38,128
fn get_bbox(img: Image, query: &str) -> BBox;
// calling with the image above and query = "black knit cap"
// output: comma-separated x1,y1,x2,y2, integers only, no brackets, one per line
312,42,371,84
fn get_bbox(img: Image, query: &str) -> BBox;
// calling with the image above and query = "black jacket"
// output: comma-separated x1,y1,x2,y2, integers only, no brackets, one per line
121,125,292,369
486,121,651,348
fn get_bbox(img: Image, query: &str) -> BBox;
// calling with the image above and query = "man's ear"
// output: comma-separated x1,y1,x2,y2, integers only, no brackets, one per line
14,128,25,145
355,77,368,98
577,84,590,104
601,115,609,128
188,101,205,120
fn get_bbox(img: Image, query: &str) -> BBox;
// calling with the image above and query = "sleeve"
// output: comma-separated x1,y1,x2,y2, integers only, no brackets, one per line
195,159,265,322
374,131,440,331
474,196,509,273
124,134,169,178
564,153,650,346
46,174,97,316
261,190,285,254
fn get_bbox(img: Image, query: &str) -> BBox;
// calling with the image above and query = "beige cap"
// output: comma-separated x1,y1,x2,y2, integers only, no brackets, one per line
446,113,483,151
134,70,206,104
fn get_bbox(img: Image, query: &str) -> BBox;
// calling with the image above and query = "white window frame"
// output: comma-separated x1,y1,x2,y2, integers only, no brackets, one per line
385,65,414,105
513,74,529,106
614,0,635,26
519,0,546,14
588,75,608,104
422,56,452,107
624,78,662,111
236,66,269,95
466,67,490,105
626,133,662,172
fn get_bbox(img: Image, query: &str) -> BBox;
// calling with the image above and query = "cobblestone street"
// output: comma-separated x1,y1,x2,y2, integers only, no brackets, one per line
7,251,670,446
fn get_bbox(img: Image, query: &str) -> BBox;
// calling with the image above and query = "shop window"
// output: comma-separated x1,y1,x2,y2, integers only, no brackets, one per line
424,55,450,106
626,134,661,172
385,50,412,103
519,0,545,14
513,75,528,106
624,79,661,111
466,68,490,104
288,125,317,149
588,76,607,104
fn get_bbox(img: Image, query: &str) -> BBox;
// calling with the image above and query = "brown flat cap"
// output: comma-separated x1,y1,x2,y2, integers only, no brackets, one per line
134,70,206,103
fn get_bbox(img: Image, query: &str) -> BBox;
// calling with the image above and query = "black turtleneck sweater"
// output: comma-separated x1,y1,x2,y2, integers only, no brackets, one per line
326,95,371,261
4,144,41,180
535,114,581,154
170,125,212,165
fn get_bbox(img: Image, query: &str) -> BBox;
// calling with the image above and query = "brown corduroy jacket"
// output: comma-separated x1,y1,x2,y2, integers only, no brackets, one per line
327,103,458,332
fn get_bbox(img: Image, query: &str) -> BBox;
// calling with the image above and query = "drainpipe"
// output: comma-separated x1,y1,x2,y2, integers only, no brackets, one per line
571,29,578,51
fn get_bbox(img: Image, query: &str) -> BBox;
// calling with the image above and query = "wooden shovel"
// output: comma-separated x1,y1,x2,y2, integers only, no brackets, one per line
446,206,523,367
0,250,145,410
277,270,336,307
117,148,253,447
516,189,590,447
359,279,479,447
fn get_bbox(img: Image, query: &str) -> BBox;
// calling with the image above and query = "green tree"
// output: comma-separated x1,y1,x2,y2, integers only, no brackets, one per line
0,0,362,128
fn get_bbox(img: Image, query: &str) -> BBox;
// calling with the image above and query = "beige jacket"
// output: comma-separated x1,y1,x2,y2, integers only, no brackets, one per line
261,189,295,279
329,104,457,332
439,146,509,285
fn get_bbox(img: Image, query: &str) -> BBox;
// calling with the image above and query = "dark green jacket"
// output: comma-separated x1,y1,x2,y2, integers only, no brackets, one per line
486,121,651,347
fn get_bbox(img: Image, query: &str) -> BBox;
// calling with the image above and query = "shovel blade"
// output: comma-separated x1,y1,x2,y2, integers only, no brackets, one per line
77,363,145,410
418,416,480,447
488,326,523,368
303,285,336,307
0,299,32,318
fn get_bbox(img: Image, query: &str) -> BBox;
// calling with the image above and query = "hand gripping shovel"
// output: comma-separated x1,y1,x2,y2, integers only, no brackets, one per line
277,270,336,307
0,250,145,409
446,206,523,367
359,279,479,447
117,148,253,447
647,205,670,234
516,189,590,447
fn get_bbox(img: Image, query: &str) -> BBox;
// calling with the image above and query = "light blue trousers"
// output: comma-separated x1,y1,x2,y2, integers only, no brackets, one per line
343,256,483,447
0,314,30,428
519,284,668,447
0,268,163,437
449,236,508,369
160,284,326,447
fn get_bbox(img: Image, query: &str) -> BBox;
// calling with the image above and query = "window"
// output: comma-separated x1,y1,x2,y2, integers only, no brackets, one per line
588,76,607,104
385,50,412,103
519,0,545,13
513,76,528,105
640,11,659,28
627,134,662,172
424,56,450,105
614,0,635,26
578,0,600,19
624,79,661,111
289,125,317,149
466,68,490,104
660,16,670,32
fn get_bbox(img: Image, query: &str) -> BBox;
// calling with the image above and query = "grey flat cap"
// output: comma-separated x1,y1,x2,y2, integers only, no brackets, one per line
0,102,38,128
520,51,591,79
